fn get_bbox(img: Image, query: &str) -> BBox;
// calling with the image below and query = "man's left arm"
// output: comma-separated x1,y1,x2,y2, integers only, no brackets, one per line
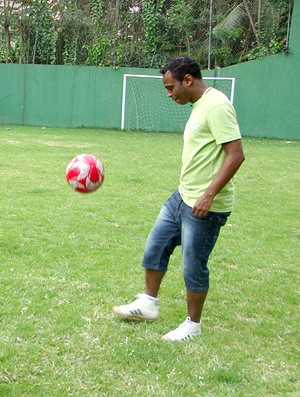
192,139,245,218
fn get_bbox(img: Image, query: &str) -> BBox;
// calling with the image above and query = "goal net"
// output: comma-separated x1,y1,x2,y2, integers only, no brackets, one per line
121,74,235,133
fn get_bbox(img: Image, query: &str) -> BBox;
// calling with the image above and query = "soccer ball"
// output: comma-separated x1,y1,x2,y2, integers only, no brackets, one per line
66,154,105,193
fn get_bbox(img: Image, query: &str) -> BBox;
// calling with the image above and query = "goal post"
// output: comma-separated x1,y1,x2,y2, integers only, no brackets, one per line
121,74,235,132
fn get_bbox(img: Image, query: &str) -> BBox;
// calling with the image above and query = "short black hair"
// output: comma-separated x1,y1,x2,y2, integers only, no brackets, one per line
160,55,202,82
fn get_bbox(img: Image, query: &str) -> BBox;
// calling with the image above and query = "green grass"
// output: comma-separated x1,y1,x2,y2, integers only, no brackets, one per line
0,125,299,397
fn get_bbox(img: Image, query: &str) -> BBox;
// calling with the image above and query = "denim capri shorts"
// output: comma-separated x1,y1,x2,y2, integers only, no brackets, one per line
142,189,230,292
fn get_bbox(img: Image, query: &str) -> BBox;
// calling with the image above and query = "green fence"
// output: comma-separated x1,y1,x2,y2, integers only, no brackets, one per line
0,64,125,128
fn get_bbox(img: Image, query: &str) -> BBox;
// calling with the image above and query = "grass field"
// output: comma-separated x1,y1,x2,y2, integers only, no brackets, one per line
0,125,299,397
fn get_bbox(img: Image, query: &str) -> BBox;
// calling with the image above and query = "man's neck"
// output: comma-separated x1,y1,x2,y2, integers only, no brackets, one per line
190,80,210,104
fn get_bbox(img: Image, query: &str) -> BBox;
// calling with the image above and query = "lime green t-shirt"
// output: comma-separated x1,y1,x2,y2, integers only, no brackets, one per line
178,87,241,212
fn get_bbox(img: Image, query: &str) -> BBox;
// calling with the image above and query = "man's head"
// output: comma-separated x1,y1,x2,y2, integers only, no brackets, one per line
160,55,204,105
160,55,202,82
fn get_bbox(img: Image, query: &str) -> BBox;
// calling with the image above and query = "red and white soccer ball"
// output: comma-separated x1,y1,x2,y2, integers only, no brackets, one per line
66,154,105,193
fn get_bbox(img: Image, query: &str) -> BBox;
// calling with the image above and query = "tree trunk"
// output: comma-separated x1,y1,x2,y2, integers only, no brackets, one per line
257,0,263,45
243,0,261,46
3,0,12,62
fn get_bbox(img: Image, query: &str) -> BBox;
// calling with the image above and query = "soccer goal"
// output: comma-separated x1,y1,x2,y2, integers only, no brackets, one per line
121,74,235,133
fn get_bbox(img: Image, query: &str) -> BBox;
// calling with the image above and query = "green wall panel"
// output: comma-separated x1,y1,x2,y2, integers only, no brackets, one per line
220,52,299,140
0,64,24,124
22,65,124,128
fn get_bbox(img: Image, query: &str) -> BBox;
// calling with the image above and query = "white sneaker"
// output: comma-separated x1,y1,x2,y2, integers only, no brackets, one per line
162,317,201,341
113,293,159,321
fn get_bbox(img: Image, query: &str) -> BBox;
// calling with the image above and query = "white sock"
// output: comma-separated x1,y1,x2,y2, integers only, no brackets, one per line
143,293,159,302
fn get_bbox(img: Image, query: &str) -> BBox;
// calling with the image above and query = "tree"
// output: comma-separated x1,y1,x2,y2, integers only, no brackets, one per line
212,0,292,65
0,0,294,67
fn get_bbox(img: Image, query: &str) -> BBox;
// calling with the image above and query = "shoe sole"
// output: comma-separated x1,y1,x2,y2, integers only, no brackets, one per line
112,306,158,321
162,330,201,341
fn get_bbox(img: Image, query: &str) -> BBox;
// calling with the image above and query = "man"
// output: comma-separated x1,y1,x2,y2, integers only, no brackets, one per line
113,55,245,341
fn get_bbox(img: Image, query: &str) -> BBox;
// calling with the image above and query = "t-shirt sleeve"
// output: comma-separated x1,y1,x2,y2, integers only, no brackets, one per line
206,102,241,145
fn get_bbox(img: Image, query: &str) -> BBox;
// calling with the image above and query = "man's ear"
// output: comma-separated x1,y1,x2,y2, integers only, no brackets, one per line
183,74,193,87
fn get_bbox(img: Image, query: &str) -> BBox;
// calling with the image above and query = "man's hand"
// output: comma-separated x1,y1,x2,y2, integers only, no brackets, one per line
192,139,245,218
192,192,214,218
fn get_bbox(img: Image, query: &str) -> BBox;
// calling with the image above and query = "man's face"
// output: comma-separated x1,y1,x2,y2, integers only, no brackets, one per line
162,70,191,105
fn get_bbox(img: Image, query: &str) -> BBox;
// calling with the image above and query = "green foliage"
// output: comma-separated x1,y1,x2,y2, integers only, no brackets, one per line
90,0,104,22
139,0,166,68
211,0,293,66
141,0,157,52
0,0,294,67
84,39,113,67
241,38,286,61
212,28,244,67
